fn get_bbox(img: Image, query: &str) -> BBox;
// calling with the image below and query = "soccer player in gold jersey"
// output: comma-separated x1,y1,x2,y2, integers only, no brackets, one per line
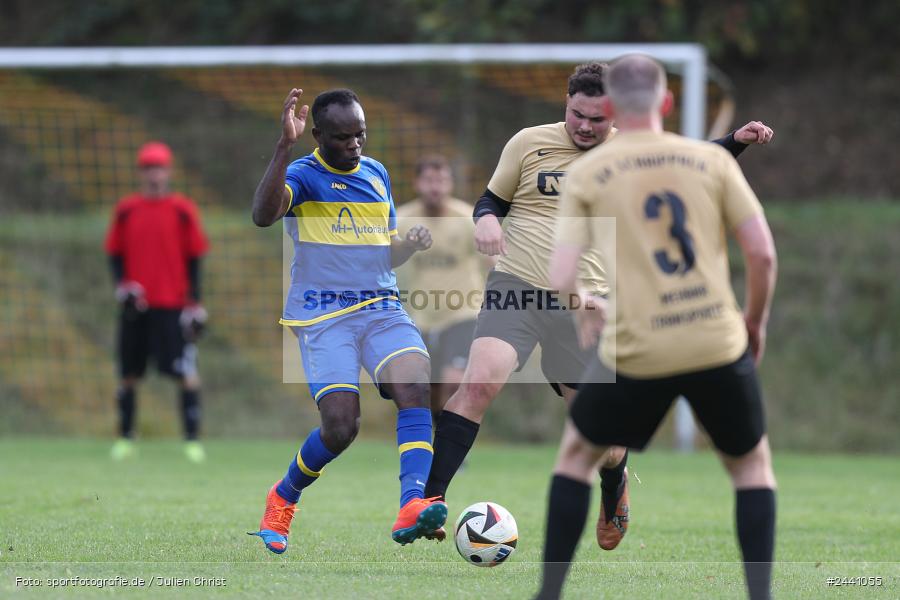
535,55,777,600
396,155,492,417
425,62,774,550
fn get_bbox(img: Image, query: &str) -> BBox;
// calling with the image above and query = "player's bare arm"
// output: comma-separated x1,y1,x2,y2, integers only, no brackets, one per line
252,88,309,227
734,214,778,364
391,224,432,267
550,243,606,349
549,242,581,293
571,294,607,350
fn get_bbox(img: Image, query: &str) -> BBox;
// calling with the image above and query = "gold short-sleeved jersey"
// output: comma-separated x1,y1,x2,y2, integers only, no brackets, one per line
487,122,610,293
558,130,764,377
396,198,485,331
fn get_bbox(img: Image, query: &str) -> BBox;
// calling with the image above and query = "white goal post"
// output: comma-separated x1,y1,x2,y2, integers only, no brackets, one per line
0,43,707,139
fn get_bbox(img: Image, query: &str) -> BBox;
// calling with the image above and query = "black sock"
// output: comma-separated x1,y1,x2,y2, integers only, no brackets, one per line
736,488,776,600
423,410,479,499
117,387,136,438
180,389,201,441
536,475,591,600
599,450,628,522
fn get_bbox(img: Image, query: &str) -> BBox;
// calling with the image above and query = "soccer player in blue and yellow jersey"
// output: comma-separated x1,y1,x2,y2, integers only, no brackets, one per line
248,88,447,553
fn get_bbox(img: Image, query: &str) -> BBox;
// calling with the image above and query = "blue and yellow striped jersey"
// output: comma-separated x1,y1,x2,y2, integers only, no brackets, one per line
279,148,400,327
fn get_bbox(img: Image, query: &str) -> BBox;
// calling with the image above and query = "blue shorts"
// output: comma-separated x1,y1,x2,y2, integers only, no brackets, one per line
296,307,429,403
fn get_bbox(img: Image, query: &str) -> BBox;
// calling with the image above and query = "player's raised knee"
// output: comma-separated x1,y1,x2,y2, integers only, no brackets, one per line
451,379,502,417
319,417,360,453
318,394,362,453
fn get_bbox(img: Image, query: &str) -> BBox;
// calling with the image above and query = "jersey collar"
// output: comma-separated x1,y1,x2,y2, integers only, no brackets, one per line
313,148,361,175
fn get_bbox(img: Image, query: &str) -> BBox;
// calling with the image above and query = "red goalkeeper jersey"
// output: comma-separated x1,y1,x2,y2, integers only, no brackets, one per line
104,193,209,309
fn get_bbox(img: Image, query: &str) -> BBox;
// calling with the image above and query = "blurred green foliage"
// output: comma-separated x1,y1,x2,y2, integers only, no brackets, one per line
1,0,897,65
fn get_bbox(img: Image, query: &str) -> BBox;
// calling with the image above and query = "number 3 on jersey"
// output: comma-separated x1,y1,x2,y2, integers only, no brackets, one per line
644,191,695,275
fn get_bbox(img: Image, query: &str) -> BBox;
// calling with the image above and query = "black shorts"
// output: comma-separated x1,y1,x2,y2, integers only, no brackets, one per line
423,318,476,379
473,270,595,396
570,349,765,457
118,308,194,379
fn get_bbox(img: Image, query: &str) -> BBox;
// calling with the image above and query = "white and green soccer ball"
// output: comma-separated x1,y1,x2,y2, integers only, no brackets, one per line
454,501,518,567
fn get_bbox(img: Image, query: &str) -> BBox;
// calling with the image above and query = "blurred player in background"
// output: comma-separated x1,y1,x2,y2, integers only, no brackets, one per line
104,141,209,463
425,61,774,549
536,54,777,600
248,88,446,554
396,155,492,417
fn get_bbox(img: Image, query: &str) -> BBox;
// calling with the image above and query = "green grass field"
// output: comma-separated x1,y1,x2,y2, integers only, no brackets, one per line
1,439,897,599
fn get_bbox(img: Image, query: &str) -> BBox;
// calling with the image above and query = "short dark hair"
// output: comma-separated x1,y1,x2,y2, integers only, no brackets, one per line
415,154,451,177
567,62,608,97
311,88,360,128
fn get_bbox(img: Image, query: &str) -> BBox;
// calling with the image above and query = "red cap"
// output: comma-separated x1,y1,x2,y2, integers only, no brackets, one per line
136,141,173,168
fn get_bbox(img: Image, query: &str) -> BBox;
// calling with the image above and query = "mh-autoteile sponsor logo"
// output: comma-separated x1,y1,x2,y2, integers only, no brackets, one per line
332,206,390,238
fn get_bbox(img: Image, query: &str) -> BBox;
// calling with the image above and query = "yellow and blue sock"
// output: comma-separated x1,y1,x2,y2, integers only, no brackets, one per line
276,427,337,504
397,407,434,507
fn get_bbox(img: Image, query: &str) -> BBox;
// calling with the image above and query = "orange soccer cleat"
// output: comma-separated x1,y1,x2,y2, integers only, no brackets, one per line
391,497,448,545
596,467,630,550
248,480,297,554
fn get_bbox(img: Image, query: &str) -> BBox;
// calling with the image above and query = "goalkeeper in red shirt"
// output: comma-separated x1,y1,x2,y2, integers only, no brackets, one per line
104,141,210,462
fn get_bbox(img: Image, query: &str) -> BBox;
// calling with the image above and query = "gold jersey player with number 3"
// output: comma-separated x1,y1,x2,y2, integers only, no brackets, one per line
536,54,778,600
424,61,775,551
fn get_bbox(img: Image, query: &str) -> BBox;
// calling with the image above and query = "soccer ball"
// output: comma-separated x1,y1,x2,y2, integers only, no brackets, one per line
454,502,518,567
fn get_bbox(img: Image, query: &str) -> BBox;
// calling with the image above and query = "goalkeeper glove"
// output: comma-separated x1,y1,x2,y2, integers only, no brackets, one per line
116,281,148,313
180,303,208,342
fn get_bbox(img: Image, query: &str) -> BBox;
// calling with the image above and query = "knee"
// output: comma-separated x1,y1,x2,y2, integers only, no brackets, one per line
723,437,776,489
554,424,606,483
603,446,627,468
392,381,430,410
320,414,360,453
440,366,465,387
451,380,501,416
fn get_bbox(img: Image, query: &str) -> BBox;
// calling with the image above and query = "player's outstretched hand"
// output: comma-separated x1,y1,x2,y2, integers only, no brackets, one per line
734,121,774,145
574,294,608,350
281,88,309,145
405,224,432,251
474,214,507,256
745,316,767,365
